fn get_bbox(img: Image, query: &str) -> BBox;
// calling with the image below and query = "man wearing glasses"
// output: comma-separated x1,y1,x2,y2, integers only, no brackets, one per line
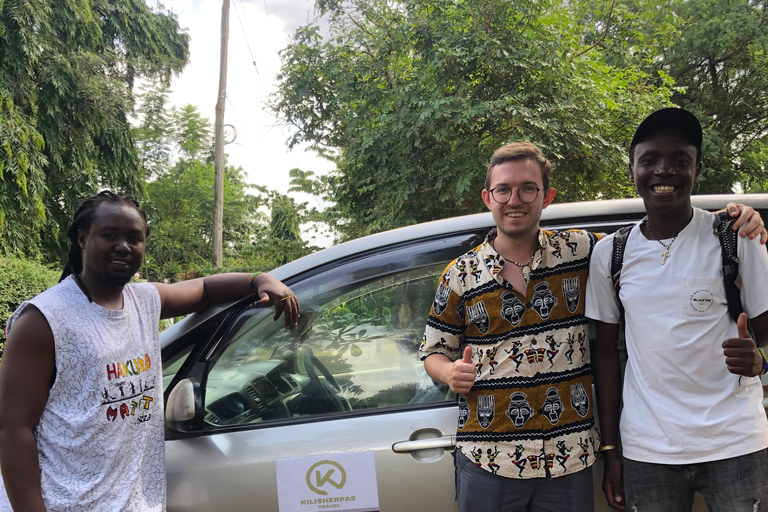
419,141,765,512
420,141,600,512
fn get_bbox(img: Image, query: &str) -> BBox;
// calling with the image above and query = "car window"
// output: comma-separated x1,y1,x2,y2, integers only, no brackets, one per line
201,261,454,429
163,344,194,391
162,322,220,395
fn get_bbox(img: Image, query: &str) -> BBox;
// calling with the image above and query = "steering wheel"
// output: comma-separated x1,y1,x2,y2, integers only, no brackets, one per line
302,352,352,413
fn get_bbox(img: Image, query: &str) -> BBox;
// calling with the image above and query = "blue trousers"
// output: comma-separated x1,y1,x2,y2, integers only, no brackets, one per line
624,448,768,512
455,451,594,512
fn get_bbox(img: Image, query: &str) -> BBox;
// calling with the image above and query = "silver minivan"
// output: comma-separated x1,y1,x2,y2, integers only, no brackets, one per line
162,194,768,511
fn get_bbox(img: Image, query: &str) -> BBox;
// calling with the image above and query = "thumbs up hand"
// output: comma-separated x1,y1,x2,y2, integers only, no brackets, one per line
449,346,477,394
722,313,764,377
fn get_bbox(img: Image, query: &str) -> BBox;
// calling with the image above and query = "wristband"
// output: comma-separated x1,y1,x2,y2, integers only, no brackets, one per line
248,271,262,291
759,348,768,376
598,444,617,453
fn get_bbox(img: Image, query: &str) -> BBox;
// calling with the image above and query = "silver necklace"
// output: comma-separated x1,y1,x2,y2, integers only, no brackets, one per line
644,218,677,265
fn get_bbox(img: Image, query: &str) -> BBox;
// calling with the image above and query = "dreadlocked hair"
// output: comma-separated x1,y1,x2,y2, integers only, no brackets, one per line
59,191,149,282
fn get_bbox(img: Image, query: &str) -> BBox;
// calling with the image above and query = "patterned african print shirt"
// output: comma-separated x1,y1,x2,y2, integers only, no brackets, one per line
420,228,602,479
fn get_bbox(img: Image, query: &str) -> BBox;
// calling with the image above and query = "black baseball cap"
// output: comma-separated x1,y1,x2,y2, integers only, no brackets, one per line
631,107,702,152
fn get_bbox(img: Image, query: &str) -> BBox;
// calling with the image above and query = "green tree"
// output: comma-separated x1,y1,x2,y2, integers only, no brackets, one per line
144,160,260,281
134,79,172,179
0,257,59,361
655,0,768,192
0,0,189,260
288,167,343,245
272,0,672,240
133,95,317,280
577,0,768,192
246,187,319,268
139,103,258,281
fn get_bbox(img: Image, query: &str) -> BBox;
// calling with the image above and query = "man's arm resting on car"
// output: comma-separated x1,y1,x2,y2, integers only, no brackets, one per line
153,272,299,328
0,307,54,512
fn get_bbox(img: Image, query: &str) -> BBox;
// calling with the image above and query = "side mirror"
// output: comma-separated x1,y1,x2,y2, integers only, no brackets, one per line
165,378,202,432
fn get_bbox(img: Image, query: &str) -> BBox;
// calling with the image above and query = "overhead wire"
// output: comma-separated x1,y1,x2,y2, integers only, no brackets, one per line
227,0,317,199
231,0,260,77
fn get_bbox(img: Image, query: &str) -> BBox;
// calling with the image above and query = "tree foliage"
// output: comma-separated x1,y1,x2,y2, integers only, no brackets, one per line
255,185,319,268
272,0,674,240
133,90,318,281
627,0,768,192
0,0,189,260
143,159,259,282
137,101,258,281
274,0,768,240
575,0,768,192
0,257,59,361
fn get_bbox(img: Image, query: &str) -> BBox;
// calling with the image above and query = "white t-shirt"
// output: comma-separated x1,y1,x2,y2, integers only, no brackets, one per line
586,208,768,464
0,277,165,511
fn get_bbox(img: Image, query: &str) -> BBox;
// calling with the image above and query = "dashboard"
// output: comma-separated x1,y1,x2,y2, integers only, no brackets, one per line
203,360,308,427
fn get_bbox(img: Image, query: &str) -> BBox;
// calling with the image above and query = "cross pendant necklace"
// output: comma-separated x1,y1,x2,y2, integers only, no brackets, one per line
660,247,671,265
644,218,677,265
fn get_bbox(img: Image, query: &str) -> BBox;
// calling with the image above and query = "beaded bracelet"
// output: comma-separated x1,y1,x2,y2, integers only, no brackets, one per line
248,271,262,291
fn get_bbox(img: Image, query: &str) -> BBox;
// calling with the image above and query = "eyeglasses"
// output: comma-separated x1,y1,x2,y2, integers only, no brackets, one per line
488,185,541,204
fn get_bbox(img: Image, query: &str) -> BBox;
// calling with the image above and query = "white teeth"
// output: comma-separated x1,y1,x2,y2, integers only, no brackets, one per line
506,213,525,218
653,185,675,194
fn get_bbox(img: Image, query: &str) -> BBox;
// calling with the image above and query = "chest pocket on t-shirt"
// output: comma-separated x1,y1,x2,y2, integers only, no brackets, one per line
682,277,727,319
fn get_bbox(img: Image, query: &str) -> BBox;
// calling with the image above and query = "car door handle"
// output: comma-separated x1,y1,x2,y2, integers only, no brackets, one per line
392,435,456,453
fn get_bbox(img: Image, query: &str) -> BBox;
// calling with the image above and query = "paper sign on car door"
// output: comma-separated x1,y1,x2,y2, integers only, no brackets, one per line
276,451,379,512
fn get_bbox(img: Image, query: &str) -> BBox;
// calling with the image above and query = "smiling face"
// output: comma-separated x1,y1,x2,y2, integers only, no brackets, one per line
630,130,701,217
78,202,147,287
482,159,556,243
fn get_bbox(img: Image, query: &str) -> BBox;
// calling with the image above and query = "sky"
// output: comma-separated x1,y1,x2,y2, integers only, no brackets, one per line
160,0,334,201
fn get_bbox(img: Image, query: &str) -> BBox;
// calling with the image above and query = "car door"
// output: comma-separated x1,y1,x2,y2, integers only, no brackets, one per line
162,231,485,512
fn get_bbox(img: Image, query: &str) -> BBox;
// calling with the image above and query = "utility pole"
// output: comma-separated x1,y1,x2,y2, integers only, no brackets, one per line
212,0,230,267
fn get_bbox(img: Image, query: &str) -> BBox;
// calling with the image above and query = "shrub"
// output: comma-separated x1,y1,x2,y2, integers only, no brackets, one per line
0,258,59,362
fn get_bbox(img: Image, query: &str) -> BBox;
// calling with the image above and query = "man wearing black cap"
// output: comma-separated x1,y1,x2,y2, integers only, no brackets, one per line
586,108,768,511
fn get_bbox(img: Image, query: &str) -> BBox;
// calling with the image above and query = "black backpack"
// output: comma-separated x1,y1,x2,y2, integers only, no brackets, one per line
611,211,742,322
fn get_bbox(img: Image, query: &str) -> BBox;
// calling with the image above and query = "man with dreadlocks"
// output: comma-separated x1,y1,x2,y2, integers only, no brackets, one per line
0,191,300,512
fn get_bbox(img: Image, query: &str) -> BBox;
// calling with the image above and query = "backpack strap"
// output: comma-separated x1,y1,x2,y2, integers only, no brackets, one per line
713,211,743,322
610,214,743,327
610,224,634,318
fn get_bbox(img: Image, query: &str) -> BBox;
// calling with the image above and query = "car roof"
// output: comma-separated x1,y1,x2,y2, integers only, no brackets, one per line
160,193,768,347
269,193,768,280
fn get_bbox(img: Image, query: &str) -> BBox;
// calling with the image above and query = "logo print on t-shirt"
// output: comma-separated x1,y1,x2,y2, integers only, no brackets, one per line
467,301,490,334
689,289,715,313
102,354,155,424
457,395,469,429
